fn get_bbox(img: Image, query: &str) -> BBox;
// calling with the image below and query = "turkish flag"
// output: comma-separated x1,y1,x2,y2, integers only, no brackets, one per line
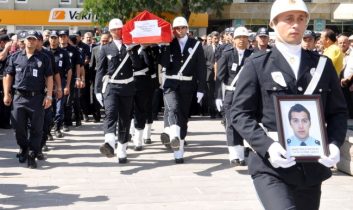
122,10,173,44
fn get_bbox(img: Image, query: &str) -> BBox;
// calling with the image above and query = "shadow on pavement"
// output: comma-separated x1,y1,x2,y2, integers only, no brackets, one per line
0,184,108,209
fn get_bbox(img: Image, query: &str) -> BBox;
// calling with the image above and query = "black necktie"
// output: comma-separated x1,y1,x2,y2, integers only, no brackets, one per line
300,142,306,146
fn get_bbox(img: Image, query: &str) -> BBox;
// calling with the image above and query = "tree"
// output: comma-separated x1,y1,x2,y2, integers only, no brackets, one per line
82,0,232,27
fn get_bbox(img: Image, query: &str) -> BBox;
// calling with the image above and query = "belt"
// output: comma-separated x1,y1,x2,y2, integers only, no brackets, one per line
150,73,156,79
165,75,193,81
109,77,134,84
15,90,43,97
133,68,149,76
224,85,235,91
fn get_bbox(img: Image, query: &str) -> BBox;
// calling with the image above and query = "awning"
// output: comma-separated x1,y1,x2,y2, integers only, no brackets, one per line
333,3,353,20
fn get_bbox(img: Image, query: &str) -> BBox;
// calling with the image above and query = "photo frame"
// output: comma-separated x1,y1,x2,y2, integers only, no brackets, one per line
274,95,328,162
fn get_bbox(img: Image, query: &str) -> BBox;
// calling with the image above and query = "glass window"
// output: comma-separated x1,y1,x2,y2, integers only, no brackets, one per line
15,0,27,3
60,0,71,4
0,0,9,3
78,0,84,4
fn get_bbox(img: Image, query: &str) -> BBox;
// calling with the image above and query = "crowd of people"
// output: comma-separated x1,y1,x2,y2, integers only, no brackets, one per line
0,0,351,208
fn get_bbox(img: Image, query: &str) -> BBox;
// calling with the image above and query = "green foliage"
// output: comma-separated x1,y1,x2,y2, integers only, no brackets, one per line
83,0,232,27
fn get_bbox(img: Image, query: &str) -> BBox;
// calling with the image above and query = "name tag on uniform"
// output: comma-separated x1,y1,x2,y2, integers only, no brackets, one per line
59,60,63,67
69,52,73,57
16,67,21,72
231,63,238,71
271,71,287,87
33,69,38,77
107,55,112,60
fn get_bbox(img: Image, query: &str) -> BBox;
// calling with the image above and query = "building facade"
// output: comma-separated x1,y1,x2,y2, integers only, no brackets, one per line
209,0,353,34
1,0,353,36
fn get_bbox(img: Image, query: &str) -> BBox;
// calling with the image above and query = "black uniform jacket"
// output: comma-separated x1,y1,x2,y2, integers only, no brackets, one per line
231,46,347,186
95,41,142,96
161,37,206,94
216,46,252,99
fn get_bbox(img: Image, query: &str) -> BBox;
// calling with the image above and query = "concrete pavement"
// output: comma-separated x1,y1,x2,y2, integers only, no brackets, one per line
1,117,353,210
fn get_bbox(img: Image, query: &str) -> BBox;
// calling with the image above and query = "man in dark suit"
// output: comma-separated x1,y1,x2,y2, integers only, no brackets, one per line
89,31,110,122
159,16,206,163
203,31,219,118
216,26,252,166
95,18,142,164
231,0,347,209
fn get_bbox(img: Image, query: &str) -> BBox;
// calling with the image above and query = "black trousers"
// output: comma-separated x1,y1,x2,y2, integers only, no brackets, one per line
206,80,217,117
11,94,45,155
342,86,353,119
0,82,11,128
41,105,53,149
133,86,154,129
223,90,243,146
253,173,321,210
103,90,133,144
163,88,193,140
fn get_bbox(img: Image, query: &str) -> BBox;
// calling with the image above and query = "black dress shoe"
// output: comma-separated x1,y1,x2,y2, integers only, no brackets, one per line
17,148,28,163
55,130,64,138
0,124,12,129
160,133,171,149
170,137,180,151
230,159,240,166
75,120,82,127
239,160,246,166
99,143,115,158
27,151,37,169
134,146,142,151
42,145,49,152
118,157,127,164
47,133,54,141
144,138,152,144
37,153,46,160
63,125,70,132
175,158,184,164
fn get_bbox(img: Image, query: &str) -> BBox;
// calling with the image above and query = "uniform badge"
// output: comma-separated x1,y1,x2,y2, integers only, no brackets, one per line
33,69,38,77
271,71,287,87
107,55,112,60
37,61,42,68
59,53,63,58
310,68,315,76
231,63,238,71
16,67,21,72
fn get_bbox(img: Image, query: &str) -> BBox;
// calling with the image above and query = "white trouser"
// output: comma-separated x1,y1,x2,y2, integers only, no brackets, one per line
133,129,143,147
117,142,127,158
105,133,116,151
173,140,185,159
143,124,152,139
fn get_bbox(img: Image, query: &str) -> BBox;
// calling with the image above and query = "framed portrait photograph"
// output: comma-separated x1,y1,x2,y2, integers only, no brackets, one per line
274,95,328,162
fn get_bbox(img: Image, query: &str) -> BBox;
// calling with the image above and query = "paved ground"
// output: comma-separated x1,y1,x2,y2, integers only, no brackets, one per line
1,116,353,210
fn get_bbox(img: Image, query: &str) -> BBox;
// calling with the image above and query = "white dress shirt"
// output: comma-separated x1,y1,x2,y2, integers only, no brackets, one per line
276,41,302,80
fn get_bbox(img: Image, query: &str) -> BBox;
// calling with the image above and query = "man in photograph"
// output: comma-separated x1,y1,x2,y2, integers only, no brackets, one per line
287,104,320,146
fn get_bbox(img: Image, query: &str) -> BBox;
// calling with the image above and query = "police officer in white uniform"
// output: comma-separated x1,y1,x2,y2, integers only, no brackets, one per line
231,1,347,209
216,26,253,166
160,17,206,163
95,18,142,164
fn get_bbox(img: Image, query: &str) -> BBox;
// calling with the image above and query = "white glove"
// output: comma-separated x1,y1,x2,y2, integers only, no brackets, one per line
196,92,204,104
95,93,103,107
318,144,340,168
215,99,223,112
268,142,296,168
